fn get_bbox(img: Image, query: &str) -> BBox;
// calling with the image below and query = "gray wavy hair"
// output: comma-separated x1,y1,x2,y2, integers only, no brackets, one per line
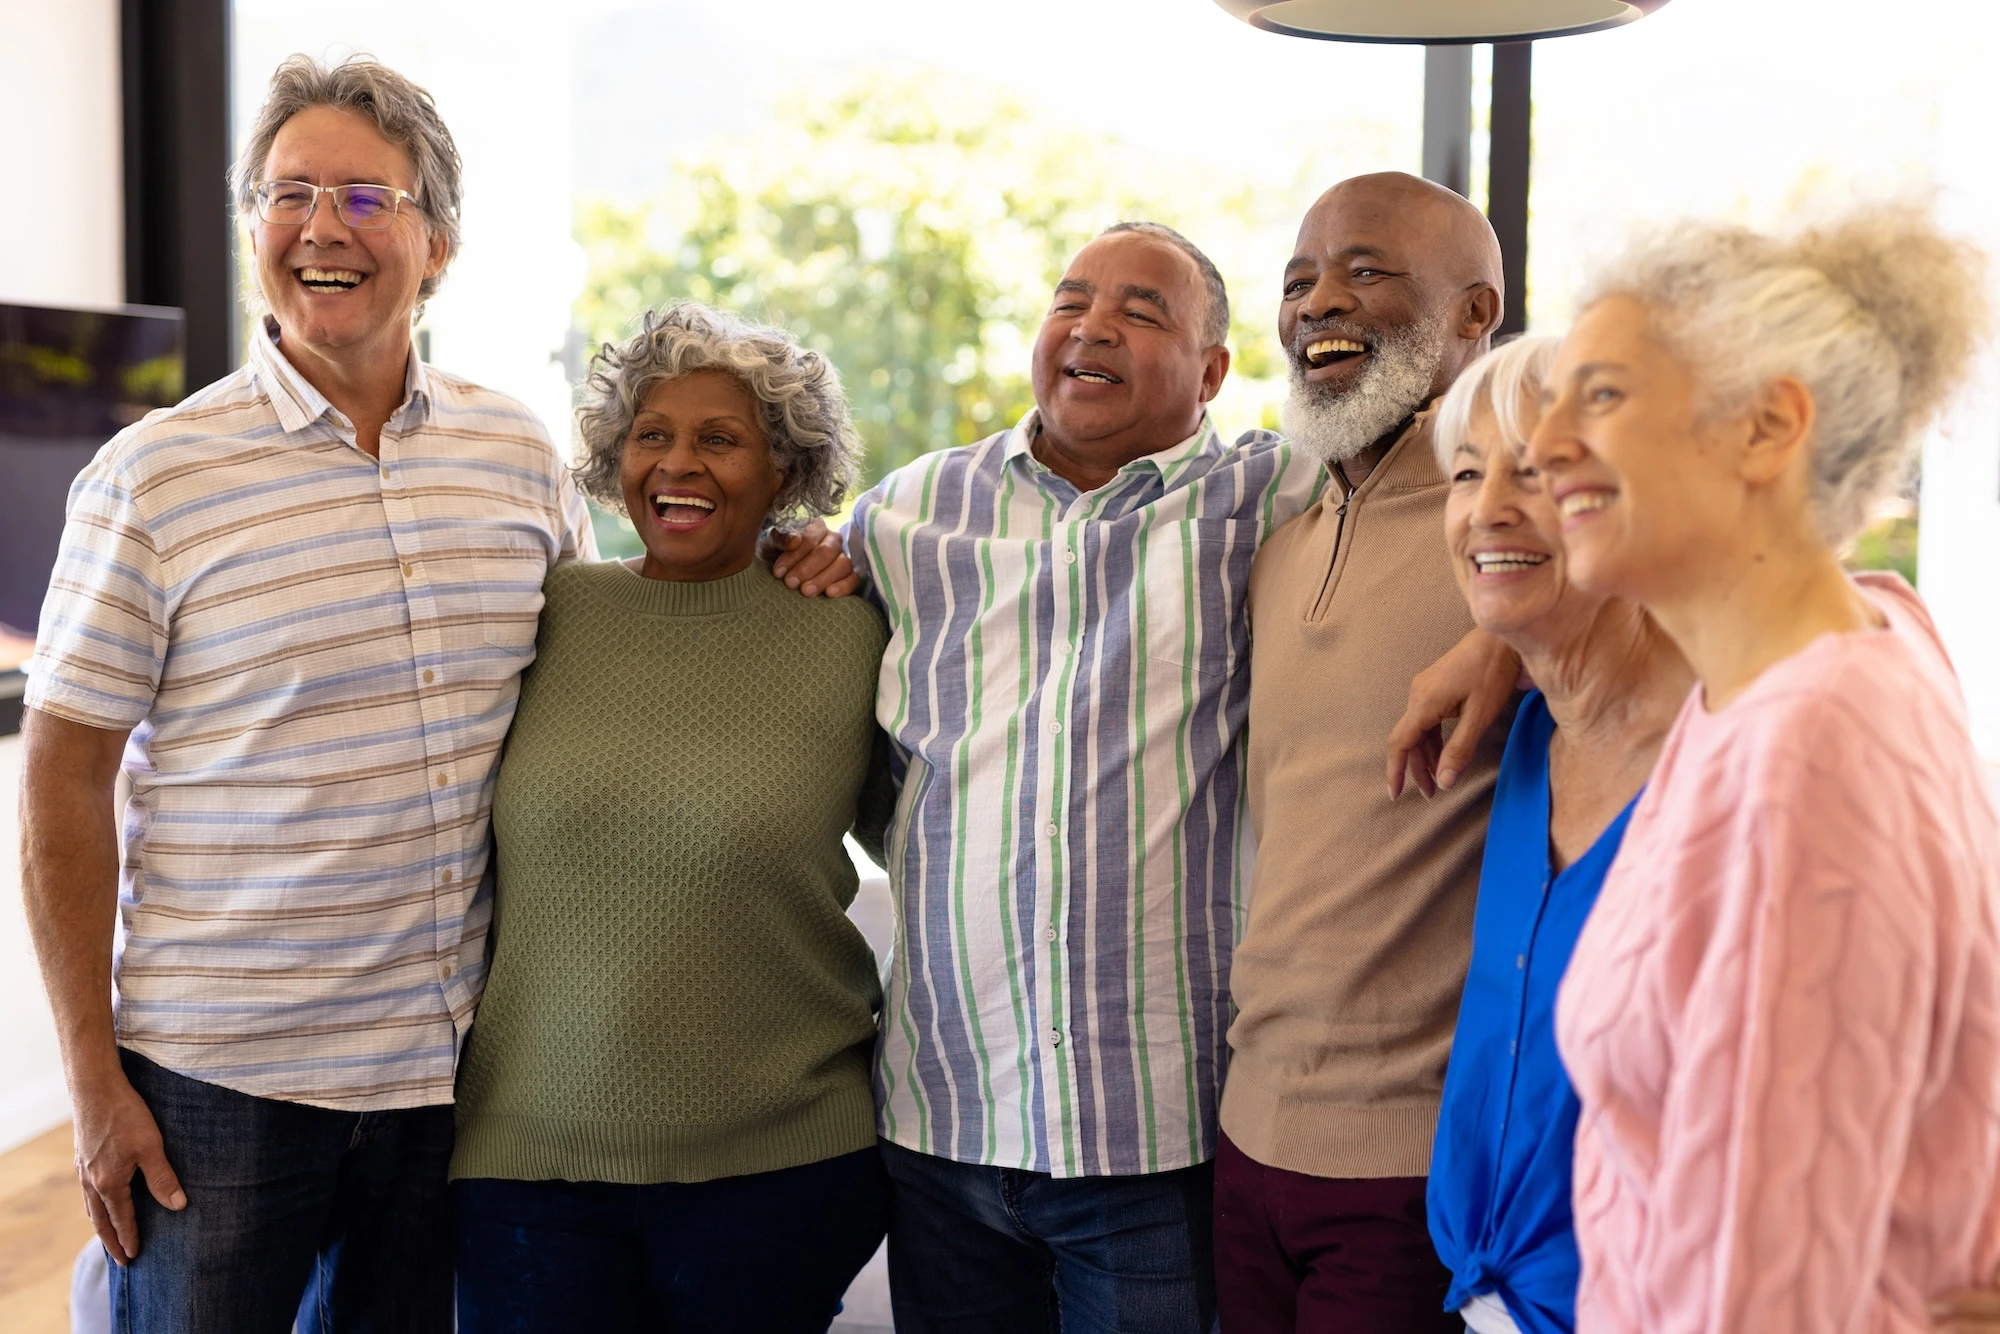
574,303,862,526
1433,335,1562,471
232,55,464,316
1579,202,1988,547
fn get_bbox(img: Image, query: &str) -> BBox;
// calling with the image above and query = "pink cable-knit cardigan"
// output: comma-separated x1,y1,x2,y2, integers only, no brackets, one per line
1555,573,2000,1333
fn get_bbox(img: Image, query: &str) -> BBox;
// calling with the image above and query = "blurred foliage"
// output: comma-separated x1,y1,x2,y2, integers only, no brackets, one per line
574,73,1291,489
1845,508,1919,585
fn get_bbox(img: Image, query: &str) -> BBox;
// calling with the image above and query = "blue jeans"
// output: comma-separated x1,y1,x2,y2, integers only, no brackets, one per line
109,1048,454,1333
880,1139,1215,1333
452,1147,889,1333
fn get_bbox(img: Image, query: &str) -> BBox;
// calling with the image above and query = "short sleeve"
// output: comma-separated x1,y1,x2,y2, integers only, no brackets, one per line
554,463,599,564
25,451,169,730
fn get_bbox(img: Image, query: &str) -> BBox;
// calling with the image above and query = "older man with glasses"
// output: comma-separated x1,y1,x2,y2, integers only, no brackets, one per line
19,55,841,1333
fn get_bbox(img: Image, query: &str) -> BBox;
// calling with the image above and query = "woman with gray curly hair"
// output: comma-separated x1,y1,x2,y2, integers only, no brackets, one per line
448,302,896,1331
1525,205,2000,1333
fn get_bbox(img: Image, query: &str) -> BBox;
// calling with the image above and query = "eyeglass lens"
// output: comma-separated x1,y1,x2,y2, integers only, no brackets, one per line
256,182,401,229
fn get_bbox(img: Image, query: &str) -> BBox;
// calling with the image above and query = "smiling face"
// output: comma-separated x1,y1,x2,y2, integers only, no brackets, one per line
1527,296,1749,604
1444,396,1595,645
251,104,446,376
1029,231,1227,466
1278,175,1502,466
619,370,785,583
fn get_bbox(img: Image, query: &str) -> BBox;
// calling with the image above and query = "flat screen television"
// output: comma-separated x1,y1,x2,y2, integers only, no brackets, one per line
0,299,186,665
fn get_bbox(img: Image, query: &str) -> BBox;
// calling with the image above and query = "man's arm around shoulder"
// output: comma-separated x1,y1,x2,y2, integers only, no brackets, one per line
20,707,184,1265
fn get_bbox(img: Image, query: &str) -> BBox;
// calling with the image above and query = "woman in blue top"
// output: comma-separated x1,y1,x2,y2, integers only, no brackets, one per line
1410,336,1692,1334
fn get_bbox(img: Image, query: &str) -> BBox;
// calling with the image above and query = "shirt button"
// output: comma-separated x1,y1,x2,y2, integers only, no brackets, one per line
1044,822,1058,838
1516,954,1526,970
1044,926,1057,943
440,869,455,884
1049,1029,1063,1048
422,668,435,684
1049,721,1063,735
435,772,449,788
380,466,390,482
401,562,414,577
439,962,455,982
1509,1040,1518,1055
1062,549,1076,564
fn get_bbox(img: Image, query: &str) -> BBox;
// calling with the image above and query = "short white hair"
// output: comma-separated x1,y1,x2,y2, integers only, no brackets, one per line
1433,334,1562,471
1577,202,1988,546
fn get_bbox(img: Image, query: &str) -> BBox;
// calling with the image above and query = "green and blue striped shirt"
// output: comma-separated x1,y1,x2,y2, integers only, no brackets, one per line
849,410,1323,1177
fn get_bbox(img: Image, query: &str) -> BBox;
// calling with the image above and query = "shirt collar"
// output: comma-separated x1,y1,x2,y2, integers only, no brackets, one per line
1004,407,1221,484
250,314,434,437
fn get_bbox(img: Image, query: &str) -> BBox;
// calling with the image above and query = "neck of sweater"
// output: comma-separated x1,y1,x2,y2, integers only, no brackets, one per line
604,559,766,616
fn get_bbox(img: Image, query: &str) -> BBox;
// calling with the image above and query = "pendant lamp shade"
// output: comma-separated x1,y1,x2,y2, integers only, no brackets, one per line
1212,0,1670,43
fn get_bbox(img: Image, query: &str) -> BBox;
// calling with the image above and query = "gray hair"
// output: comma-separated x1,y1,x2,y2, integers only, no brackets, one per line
574,303,862,527
232,55,465,315
1099,221,1231,348
1578,202,1988,547
1433,335,1562,472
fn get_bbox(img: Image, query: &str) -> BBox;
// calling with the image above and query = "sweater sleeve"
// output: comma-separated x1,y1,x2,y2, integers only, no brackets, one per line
1642,750,1936,1333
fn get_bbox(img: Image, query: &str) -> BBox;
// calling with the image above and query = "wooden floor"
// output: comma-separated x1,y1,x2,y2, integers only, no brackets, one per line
0,1124,90,1334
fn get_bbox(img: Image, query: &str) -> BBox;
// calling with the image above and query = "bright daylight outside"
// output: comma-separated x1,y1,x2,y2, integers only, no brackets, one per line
228,0,2000,756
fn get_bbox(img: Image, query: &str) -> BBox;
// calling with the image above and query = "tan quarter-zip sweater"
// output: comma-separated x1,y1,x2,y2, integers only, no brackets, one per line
1220,406,1511,1180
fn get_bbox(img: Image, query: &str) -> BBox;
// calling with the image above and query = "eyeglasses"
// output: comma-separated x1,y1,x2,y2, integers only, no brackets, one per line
251,180,418,230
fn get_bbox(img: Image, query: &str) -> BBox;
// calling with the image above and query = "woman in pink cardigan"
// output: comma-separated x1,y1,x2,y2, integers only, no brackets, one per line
1526,204,2000,1333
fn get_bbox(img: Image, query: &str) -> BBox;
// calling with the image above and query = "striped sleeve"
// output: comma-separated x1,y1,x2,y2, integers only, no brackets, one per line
27,442,168,729
555,454,599,563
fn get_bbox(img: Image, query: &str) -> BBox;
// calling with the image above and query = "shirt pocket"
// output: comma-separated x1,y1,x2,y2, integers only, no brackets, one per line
474,531,549,649
1137,518,1252,684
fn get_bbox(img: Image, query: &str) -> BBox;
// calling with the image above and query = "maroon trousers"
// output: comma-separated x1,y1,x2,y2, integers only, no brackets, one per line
1212,1131,1460,1333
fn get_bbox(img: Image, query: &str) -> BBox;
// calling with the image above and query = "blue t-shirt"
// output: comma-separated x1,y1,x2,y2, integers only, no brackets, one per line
1427,691,1638,1334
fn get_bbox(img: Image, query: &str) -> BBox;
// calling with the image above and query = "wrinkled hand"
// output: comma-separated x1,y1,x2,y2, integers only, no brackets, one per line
1386,628,1522,799
765,518,860,598
1932,1277,2000,1332
73,1069,184,1265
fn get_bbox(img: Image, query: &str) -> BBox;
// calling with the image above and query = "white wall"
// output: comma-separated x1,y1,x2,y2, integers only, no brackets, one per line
0,0,122,308
0,0,121,1151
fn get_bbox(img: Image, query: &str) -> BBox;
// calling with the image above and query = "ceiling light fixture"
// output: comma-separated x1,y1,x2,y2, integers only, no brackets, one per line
1210,0,1671,44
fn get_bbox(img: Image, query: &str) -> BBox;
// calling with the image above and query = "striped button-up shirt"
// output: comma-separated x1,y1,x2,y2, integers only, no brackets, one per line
27,321,594,1110
850,410,1323,1176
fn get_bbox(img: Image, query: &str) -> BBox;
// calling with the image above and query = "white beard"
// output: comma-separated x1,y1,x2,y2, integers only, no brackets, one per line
1282,312,1449,466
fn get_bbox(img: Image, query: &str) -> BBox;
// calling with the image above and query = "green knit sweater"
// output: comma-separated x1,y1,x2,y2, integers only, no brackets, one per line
450,558,894,1185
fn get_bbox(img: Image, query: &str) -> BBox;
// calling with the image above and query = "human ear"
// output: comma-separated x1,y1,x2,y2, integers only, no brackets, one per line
1199,344,1232,404
1739,376,1815,486
1458,283,1503,342
424,226,449,281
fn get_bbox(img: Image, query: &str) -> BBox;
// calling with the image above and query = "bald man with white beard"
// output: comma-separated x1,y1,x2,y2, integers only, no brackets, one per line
1214,173,1518,1333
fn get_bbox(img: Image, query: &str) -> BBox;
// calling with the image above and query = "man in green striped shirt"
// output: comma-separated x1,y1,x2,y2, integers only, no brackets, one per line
846,221,1323,1330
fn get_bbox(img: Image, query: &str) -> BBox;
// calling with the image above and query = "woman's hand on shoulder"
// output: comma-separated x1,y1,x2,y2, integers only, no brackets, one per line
1932,1280,2000,1332
766,518,861,598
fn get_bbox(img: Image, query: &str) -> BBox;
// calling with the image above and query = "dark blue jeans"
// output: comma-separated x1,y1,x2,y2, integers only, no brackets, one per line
880,1139,1215,1333
109,1048,454,1333
452,1147,889,1333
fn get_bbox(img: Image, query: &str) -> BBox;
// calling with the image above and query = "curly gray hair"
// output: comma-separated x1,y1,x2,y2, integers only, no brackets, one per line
232,55,464,316
574,303,862,526
1579,202,1987,547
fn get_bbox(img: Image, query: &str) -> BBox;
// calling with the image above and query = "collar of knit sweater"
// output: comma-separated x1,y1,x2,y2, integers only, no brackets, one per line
599,558,769,617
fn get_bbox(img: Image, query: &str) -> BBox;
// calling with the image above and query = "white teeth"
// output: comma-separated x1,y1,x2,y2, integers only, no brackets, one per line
651,494,715,511
1069,370,1116,383
1560,492,1614,518
298,266,364,286
1472,551,1550,572
1306,338,1366,357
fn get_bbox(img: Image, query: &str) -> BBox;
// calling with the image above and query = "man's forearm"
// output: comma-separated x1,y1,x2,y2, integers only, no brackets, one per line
20,708,130,1089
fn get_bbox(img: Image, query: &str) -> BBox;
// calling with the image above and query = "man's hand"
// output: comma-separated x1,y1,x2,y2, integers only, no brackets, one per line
765,518,860,598
72,1066,184,1265
1386,628,1522,799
